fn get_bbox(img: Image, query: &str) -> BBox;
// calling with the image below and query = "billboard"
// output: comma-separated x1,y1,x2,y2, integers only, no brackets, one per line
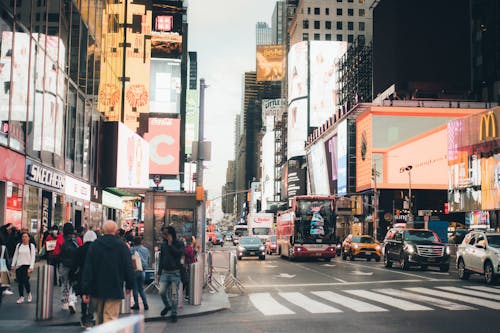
151,0,183,59
337,120,348,196
116,122,150,188
324,135,338,195
308,141,329,195
309,41,348,127
287,98,308,159
185,89,198,155
262,98,283,123
256,44,285,82
151,33,182,58
144,117,180,175
288,41,308,102
150,58,181,114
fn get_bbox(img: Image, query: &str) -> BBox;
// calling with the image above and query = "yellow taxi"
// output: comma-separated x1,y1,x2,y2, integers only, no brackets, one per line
341,234,381,262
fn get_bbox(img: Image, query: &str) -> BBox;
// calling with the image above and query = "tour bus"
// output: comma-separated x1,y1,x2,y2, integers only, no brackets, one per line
247,213,274,243
276,195,337,261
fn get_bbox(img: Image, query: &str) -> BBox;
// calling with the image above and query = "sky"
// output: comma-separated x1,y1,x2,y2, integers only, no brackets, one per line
187,0,278,217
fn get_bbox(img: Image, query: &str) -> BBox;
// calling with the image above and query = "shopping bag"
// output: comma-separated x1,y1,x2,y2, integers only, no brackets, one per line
132,251,143,272
0,270,10,286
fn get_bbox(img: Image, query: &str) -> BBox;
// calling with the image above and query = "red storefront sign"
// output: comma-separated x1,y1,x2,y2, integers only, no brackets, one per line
0,146,25,184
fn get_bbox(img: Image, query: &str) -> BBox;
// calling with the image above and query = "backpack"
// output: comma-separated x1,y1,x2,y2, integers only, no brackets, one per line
60,237,79,268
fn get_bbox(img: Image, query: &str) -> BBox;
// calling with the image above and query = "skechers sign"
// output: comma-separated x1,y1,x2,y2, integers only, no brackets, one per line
26,162,64,191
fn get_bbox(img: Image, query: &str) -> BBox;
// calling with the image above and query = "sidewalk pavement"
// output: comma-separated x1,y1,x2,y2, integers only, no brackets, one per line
0,266,230,327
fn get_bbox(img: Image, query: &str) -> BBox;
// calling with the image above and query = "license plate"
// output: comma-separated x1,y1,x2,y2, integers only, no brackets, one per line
315,252,322,256
427,258,436,262
360,252,366,255
249,251,255,255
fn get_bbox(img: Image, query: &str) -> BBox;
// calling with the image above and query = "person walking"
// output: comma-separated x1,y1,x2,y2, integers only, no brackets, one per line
158,226,184,323
10,232,36,304
59,223,79,313
0,236,12,306
82,220,134,325
130,236,150,311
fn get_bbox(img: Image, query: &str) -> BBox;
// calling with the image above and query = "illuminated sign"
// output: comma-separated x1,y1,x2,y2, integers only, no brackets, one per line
155,15,173,31
256,45,286,82
144,117,180,175
479,112,497,141
337,120,348,196
26,162,64,191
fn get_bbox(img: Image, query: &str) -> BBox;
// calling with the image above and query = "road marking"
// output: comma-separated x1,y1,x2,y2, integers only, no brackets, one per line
276,273,296,278
345,290,432,311
340,261,436,281
437,286,500,301
279,292,342,314
375,288,475,310
427,272,450,276
312,291,388,312
265,265,278,268
243,279,458,289
249,293,295,316
351,270,374,276
406,287,500,310
465,286,500,294
322,264,336,267
334,278,348,283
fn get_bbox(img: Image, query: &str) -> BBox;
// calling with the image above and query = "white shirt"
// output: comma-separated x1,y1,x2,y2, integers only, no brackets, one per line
12,243,36,269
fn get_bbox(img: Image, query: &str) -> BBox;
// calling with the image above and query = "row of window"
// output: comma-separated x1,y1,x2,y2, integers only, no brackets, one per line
303,20,365,31
303,7,366,17
302,33,366,43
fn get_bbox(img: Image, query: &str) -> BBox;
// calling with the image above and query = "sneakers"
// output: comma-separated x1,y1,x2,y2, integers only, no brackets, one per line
16,296,25,304
160,305,171,316
130,304,140,311
69,302,76,314
27,293,32,303
2,289,14,295
144,304,149,311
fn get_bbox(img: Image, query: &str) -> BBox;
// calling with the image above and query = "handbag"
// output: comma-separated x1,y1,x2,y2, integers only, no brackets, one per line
0,245,10,286
132,251,143,272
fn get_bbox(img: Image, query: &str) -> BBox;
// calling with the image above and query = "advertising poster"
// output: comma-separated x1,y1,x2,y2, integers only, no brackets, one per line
116,122,150,188
262,128,275,204
287,98,308,159
309,41,347,127
151,1,183,59
143,117,180,175
287,159,307,198
288,41,308,102
337,120,348,196
185,89,198,155
150,58,181,114
151,33,182,59
262,98,283,123
324,135,338,195
256,44,285,81
310,141,330,195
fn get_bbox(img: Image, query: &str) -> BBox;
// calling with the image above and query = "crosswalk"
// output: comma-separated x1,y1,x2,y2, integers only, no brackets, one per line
248,285,500,316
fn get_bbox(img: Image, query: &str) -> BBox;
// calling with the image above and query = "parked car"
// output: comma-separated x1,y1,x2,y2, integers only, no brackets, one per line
383,228,450,272
265,235,278,255
236,236,266,260
341,234,381,261
456,231,500,284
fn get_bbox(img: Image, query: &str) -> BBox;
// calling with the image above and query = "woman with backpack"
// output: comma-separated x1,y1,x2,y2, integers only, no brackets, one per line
10,231,36,304
58,223,80,314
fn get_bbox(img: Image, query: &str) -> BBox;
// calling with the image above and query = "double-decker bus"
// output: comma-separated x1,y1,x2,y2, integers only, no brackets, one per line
277,195,336,261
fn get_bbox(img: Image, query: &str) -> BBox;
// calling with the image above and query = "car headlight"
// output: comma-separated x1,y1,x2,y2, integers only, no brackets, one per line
406,244,415,254
237,246,244,252
259,246,265,251
375,245,381,251
446,246,450,255
353,244,359,249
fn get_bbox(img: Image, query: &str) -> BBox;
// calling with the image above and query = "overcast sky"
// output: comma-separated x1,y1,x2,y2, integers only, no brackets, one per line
187,0,278,216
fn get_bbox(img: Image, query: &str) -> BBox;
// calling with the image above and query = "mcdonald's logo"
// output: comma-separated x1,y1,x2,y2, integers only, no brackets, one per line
479,112,497,141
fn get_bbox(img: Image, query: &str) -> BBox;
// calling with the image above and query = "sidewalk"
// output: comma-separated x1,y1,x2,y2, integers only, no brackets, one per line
0,267,230,327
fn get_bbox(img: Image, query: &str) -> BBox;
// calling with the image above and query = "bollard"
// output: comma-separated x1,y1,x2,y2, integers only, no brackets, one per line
36,264,54,321
120,286,131,314
189,261,203,305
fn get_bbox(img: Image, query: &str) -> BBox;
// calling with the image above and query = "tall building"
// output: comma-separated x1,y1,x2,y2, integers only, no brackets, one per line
272,1,287,44
288,0,373,46
256,21,273,45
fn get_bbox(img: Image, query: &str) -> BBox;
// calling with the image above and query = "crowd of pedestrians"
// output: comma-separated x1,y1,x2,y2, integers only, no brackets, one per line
0,220,199,328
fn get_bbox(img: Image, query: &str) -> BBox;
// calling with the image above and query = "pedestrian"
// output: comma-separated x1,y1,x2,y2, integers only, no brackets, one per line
130,236,150,311
82,220,135,325
10,231,36,304
44,225,59,286
0,235,12,306
182,237,196,302
59,223,79,314
158,225,184,323
72,230,97,328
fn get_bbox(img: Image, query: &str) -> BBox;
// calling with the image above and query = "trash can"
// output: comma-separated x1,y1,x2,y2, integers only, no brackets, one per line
36,264,54,321
189,261,203,305
120,286,132,314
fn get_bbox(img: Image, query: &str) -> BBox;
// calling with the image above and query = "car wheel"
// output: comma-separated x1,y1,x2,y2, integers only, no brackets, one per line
367,257,371,262
288,248,294,262
349,251,355,261
484,261,495,284
342,250,347,261
237,256,242,261
420,265,428,271
384,253,392,268
440,264,449,273
259,256,265,261
457,258,469,280
399,253,409,270
375,257,381,263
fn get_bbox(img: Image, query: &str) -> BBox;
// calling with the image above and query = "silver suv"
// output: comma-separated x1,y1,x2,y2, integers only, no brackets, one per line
456,231,500,284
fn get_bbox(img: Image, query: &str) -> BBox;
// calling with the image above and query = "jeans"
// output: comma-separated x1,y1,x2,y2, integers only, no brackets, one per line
15,265,31,297
159,270,180,315
132,271,148,307
60,266,77,306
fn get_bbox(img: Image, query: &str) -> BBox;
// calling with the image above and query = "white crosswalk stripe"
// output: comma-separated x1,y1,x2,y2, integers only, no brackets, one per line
249,293,295,316
465,286,500,294
406,287,500,310
437,286,500,301
312,291,388,312
279,292,342,313
375,288,475,311
344,289,432,311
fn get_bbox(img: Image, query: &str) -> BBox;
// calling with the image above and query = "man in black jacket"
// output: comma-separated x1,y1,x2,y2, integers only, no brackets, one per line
157,226,184,323
82,220,134,325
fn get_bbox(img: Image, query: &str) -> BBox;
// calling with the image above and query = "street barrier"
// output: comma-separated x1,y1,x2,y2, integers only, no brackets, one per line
36,264,54,321
208,250,244,294
189,260,203,305
144,250,160,293
86,314,144,333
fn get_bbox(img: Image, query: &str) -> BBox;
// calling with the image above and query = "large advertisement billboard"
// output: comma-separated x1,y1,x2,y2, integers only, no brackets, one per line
308,141,329,195
262,98,283,123
288,41,308,102
150,58,181,114
116,122,150,188
337,120,348,196
287,98,308,159
256,44,285,82
151,1,183,59
324,135,338,195
185,89,198,155
309,41,347,127
144,117,180,176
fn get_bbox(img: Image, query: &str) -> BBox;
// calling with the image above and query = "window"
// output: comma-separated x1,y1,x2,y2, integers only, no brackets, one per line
337,0,343,2
348,0,353,2
314,21,320,29
348,21,354,30
314,7,320,15
336,21,343,30
359,8,365,16
326,34,332,40
336,34,342,41
303,20,309,29
314,33,320,40
302,33,309,41
325,21,332,29
348,8,354,16
348,34,354,43
337,8,342,16
358,35,366,44
359,22,365,31
307,7,311,14
326,8,330,15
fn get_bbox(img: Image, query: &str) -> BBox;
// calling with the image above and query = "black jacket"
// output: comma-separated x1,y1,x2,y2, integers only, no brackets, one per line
158,239,184,272
82,234,134,299
71,242,92,296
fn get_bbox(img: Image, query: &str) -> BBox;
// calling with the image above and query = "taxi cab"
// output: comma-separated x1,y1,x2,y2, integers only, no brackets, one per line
341,234,382,261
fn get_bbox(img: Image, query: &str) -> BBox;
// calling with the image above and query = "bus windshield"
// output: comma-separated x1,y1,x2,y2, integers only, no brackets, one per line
252,227,270,236
234,228,248,237
294,199,334,244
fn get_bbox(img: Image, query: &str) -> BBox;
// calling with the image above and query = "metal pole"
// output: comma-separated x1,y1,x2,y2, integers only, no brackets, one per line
372,165,378,240
197,78,207,253
408,168,413,222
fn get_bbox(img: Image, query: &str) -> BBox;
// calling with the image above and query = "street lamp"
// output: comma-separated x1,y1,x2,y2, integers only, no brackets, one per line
400,165,413,222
